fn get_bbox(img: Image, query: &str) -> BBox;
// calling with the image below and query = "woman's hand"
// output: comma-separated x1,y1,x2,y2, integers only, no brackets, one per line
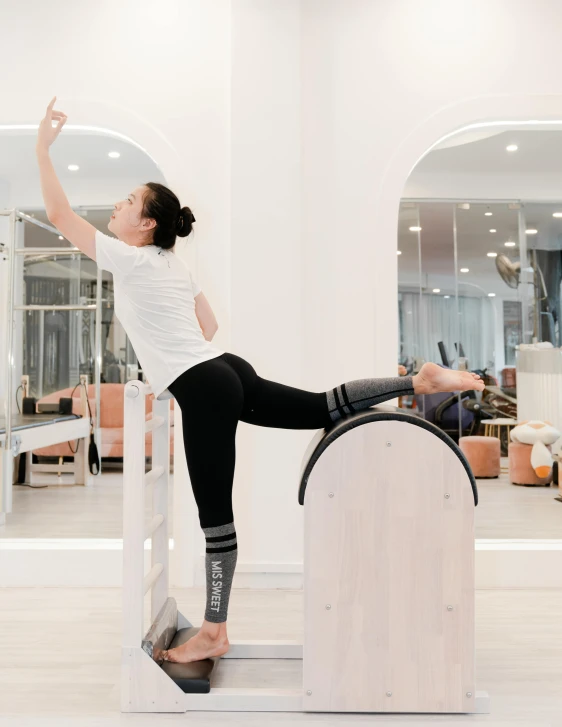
36,96,67,153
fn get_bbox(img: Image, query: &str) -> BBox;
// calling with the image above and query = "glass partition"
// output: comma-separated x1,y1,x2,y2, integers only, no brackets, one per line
20,212,139,397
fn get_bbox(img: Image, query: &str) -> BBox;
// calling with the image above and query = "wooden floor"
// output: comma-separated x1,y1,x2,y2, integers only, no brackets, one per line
0,586,560,724
1,459,561,539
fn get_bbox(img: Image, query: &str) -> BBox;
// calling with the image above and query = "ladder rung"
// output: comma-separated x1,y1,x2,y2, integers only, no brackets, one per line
144,513,165,541
143,562,164,594
145,415,164,433
144,466,164,488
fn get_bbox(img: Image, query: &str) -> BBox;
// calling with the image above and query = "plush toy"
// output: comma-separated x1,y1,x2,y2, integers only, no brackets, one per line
510,420,561,478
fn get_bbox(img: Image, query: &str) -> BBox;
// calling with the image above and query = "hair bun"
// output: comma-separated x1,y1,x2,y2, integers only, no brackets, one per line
177,206,196,237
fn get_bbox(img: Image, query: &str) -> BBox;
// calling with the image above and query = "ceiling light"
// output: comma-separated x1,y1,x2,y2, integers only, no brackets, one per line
506,144,518,152
490,229,497,233
444,295,450,299
488,293,496,297
487,252,498,258
108,151,120,158
58,235,64,240
409,226,422,232
485,212,493,217
433,288,441,293
68,164,79,171
397,250,402,255
554,213,562,218
460,268,469,273
505,241,516,247
526,229,538,235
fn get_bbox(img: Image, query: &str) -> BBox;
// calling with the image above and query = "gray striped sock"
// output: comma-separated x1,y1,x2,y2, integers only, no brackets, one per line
326,376,415,423
202,522,238,624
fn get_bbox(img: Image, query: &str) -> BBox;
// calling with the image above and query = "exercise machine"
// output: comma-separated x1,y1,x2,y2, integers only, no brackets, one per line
121,380,489,714
0,208,103,522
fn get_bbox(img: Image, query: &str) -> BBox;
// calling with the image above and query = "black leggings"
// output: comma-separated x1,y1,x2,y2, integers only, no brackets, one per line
167,352,413,529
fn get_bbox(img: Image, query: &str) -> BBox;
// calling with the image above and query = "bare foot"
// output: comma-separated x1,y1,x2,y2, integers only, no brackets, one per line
412,362,484,395
162,627,230,664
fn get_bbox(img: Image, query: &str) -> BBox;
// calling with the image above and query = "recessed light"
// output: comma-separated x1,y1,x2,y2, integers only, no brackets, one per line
553,213,562,218
487,252,498,258
490,229,497,233
526,229,538,235
488,293,496,297
460,268,469,273
68,164,79,171
432,288,441,293
58,235,64,240
409,226,422,232
505,241,516,247
108,151,120,159
397,250,402,255
506,144,518,152
485,212,493,217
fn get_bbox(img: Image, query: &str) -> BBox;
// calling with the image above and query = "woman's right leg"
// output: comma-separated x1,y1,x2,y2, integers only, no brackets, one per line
163,356,244,664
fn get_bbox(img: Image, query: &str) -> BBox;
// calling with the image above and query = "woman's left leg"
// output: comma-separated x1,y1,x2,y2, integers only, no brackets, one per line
221,352,415,430
222,352,483,430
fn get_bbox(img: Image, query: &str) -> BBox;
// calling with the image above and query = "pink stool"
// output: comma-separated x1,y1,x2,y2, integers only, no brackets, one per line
459,436,501,478
508,441,553,486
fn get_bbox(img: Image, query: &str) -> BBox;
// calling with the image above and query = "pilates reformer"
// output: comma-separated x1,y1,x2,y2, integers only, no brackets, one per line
121,379,490,714
0,208,103,524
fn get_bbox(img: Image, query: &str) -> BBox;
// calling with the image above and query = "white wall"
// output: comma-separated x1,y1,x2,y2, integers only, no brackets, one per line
4,0,562,585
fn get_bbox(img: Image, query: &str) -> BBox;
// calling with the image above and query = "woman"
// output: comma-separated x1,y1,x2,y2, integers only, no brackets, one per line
36,97,484,665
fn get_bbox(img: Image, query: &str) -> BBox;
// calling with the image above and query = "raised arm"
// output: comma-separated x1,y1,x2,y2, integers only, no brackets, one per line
36,96,98,260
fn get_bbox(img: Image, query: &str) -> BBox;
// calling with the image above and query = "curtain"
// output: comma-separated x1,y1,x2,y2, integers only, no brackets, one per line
399,292,495,371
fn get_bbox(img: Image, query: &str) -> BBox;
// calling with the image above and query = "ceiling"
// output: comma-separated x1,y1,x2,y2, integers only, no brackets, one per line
0,128,164,248
417,128,562,174
400,129,562,297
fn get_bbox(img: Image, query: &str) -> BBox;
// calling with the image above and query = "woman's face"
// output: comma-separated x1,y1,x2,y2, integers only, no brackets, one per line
108,185,155,243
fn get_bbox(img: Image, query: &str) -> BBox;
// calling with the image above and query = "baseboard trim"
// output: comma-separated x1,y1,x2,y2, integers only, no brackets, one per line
0,539,561,588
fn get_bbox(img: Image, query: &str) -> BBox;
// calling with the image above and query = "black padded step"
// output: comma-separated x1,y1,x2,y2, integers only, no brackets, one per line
160,626,221,694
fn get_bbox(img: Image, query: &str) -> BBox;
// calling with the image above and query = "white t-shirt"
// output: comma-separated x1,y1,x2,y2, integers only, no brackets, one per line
95,230,225,399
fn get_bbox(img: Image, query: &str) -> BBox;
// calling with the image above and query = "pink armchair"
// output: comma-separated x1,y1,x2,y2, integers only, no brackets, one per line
34,383,175,459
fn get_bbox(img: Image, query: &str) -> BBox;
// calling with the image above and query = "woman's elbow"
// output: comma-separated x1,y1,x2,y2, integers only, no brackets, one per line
203,324,219,342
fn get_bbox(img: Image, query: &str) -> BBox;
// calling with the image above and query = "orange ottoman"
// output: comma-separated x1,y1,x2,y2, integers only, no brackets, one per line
459,436,501,478
508,441,553,486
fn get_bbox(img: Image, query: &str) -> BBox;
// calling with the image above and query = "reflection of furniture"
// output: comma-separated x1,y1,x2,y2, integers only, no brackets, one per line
482,386,517,420
459,436,500,479
483,417,517,460
483,418,517,439
0,413,90,520
508,441,553,486
501,367,516,388
34,383,174,460
414,390,483,442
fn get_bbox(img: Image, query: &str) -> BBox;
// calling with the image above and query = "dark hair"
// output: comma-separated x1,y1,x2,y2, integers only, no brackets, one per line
141,182,196,250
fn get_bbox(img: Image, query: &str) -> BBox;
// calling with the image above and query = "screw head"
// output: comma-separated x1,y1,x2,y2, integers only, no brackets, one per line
447,605,453,611
325,604,331,610
386,441,392,447
444,493,450,499
307,690,312,696
328,492,334,498
466,691,472,698
386,691,392,697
